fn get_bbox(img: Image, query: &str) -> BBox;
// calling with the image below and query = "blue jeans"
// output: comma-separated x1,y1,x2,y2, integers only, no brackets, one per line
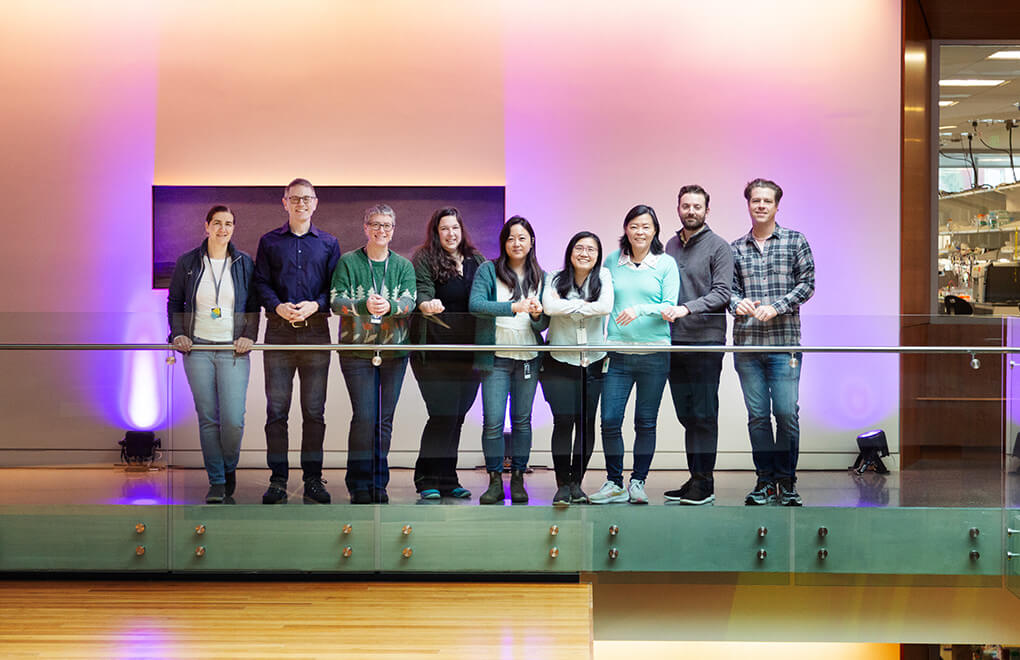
340,355,409,495
182,341,251,485
481,356,541,472
733,352,802,481
600,351,669,484
263,319,331,483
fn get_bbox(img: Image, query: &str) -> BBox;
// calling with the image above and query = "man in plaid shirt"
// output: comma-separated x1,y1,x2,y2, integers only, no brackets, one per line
729,178,815,506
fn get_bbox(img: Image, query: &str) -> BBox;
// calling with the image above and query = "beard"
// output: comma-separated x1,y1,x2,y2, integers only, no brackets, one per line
682,214,705,232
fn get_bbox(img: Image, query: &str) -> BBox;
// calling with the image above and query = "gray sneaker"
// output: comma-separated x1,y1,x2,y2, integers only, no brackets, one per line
777,478,803,506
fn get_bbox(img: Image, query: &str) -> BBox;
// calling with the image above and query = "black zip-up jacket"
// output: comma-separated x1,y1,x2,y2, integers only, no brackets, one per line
166,239,260,342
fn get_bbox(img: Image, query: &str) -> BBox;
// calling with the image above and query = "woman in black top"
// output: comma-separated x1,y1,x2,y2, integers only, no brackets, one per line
411,207,487,499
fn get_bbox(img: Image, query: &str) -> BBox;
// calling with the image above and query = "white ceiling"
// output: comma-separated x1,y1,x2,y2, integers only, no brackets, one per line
939,44,1020,152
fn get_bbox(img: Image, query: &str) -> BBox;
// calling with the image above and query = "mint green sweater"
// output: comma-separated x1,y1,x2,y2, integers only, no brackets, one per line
604,249,680,346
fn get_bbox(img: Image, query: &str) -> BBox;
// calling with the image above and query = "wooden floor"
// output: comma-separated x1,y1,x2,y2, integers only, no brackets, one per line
0,581,592,659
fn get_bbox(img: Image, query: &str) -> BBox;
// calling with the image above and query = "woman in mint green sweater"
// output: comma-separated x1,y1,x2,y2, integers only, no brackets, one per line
589,204,680,506
330,203,416,504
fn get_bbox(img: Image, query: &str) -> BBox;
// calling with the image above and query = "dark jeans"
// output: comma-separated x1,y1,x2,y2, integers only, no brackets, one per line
411,354,480,493
540,356,605,485
340,355,409,495
733,351,802,481
263,318,331,484
600,351,669,484
668,343,723,485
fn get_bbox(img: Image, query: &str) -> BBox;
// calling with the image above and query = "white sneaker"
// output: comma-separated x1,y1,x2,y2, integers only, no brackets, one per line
589,480,629,504
628,479,648,504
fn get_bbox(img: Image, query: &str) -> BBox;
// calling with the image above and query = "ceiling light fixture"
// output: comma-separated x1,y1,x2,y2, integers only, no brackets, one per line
939,125,957,129
939,100,958,107
987,51,1020,60
939,79,1007,87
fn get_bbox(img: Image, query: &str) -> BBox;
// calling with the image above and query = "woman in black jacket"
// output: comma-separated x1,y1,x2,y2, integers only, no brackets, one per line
167,205,259,503
410,207,486,500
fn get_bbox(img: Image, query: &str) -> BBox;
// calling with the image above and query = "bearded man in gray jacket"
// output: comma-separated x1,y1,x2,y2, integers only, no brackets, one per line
660,184,734,505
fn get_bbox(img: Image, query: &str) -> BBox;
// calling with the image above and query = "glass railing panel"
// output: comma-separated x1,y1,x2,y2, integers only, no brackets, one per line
898,314,1005,509
0,313,172,570
1,311,1012,578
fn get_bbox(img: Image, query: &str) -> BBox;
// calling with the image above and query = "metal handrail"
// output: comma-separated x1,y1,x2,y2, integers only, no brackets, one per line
0,343,1016,354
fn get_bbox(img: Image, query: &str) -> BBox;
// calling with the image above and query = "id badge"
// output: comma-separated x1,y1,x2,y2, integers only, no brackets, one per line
576,325,588,345
211,307,222,319
524,361,532,380
370,315,382,325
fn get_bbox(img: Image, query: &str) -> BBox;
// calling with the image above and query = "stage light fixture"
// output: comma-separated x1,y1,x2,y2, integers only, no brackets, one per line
850,429,890,475
118,430,161,468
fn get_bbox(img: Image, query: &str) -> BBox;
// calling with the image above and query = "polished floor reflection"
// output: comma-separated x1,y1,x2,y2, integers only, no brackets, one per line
0,581,592,659
0,465,1016,507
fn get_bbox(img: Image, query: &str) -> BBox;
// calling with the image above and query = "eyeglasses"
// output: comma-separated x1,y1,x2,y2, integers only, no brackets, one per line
366,222,395,232
572,245,598,255
287,196,317,205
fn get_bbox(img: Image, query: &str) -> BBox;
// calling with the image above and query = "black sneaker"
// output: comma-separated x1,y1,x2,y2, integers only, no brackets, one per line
262,482,288,504
569,482,588,504
303,478,331,504
224,470,236,497
350,490,372,504
552,484,572,507
777,478,803,506
744,480,776,506
205,483,226,504
664,478,715,505
371,488,389,504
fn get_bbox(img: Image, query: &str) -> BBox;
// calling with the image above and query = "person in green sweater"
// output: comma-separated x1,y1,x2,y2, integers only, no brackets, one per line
589,204,680,505
330,203,416,504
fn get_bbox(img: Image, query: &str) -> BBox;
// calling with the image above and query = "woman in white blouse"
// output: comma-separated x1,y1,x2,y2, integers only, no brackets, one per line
540,231,613,505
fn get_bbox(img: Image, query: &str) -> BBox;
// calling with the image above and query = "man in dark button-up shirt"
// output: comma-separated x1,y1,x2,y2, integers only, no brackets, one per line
729,178,815,508
253,177,341,505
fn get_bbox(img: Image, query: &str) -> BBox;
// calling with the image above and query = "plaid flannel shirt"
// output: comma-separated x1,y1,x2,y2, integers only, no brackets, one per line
729,224,815,346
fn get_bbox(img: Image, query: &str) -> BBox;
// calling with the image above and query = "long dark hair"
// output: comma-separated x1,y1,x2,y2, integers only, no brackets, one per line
412,207,481,285
618,204,664,256
553,231,602,302
495,216,542,300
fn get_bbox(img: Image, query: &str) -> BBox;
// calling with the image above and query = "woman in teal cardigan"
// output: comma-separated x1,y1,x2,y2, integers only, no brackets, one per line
469,216,548,504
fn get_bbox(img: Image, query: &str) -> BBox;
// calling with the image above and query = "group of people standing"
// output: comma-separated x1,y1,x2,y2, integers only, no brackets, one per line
167,176,814,507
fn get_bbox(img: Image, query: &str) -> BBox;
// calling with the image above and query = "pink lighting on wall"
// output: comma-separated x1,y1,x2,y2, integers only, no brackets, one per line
117,307,168,431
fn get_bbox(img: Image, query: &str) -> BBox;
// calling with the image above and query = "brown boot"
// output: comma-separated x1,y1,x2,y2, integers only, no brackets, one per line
509,469,529,504
479,471,504,505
